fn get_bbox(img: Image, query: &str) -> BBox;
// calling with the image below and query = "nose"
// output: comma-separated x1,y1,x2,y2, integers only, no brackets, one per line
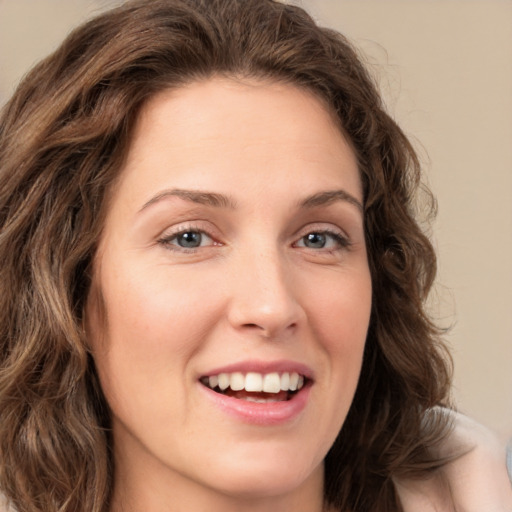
226,247,305,340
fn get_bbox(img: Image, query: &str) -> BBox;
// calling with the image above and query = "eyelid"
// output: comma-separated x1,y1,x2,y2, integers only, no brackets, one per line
293,224,352,251
157,222,220,250
294,222,350,240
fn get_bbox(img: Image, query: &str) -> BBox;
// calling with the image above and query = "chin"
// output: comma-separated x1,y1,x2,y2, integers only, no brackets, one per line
202,452,323,499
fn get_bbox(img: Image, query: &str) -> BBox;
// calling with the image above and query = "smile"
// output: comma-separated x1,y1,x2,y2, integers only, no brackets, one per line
200,372,307,403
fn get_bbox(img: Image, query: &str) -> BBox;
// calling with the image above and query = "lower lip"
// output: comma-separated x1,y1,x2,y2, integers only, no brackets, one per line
199,383,311,426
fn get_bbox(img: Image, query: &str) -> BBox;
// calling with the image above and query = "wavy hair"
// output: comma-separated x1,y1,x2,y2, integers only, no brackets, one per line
0,1,452,511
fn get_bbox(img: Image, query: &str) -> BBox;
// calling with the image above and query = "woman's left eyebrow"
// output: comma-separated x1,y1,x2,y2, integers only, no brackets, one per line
299,190,363,212
139,188,238,212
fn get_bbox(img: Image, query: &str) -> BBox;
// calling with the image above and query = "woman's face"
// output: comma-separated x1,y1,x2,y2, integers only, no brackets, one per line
87,78,372,506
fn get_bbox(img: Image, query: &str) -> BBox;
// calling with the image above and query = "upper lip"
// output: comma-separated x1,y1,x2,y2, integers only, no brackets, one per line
199,360,315,380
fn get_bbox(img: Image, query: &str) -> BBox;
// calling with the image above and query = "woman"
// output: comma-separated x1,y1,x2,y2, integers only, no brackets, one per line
0,1,510,511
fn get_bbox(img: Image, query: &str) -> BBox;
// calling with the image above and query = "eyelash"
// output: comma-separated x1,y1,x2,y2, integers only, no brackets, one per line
293,229,351,252
157,224,217,252
157,225,351,253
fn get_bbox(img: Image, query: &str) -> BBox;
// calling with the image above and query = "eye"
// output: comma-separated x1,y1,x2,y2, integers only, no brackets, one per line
159,229,215,250
295,230,349,251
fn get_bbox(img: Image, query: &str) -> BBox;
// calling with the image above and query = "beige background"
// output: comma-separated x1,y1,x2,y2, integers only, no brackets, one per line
0,0,511,441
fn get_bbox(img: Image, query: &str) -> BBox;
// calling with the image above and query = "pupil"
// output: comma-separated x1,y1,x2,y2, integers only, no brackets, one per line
305,232,326,248
178,232,202,248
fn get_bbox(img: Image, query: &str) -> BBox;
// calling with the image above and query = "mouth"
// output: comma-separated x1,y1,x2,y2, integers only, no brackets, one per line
199,371,308,403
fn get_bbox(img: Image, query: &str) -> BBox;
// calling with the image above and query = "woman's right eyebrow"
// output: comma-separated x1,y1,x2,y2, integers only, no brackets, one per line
138,188,238,212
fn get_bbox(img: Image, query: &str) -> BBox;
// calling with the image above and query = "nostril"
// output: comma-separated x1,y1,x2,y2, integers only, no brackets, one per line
242,323,275,336
240,321,297,339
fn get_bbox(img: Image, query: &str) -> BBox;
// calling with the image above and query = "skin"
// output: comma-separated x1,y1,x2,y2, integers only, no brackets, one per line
86,77,372,512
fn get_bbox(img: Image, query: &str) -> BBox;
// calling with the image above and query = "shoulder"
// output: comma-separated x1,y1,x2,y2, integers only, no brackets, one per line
396,410,512,512
0,493,15,512
439,413,512,511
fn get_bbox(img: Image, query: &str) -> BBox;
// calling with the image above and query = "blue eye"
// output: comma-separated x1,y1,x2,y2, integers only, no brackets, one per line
303,232,328,249
159,229,214,250
296,231,348,250
175,231,204,248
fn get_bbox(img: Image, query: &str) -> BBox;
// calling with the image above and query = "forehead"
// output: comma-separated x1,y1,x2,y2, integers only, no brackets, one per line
114,77,361,208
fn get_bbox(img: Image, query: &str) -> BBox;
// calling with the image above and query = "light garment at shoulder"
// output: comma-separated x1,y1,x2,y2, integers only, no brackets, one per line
0,493,14,512
396,411,512,512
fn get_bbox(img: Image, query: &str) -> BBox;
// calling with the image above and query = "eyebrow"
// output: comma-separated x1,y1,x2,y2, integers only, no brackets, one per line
300,190,363,212
139,188,237,212
139,187,363,214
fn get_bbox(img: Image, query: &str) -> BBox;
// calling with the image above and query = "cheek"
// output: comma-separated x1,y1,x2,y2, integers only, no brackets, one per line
87,259,230,413
292,272,371,466
305,267,372,409
308,268,372,347
97,260,219,354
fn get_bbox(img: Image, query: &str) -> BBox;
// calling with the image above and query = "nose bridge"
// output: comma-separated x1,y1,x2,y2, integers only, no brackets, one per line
227,238,302,337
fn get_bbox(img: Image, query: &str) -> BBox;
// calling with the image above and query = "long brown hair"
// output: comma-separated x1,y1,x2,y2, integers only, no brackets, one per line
0,1,452,511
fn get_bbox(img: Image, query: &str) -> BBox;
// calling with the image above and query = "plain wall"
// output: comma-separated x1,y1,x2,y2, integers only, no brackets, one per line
1,0,511,441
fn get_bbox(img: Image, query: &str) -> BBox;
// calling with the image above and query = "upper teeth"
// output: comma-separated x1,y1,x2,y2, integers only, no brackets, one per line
205,372,305,394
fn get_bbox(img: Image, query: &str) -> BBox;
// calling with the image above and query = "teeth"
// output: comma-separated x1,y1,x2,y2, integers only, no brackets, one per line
280,372,290,391
244,396,281,403
230,372,245,391
262,373,281,393
205,371,306,394
245,372,263,392
218,373,230,391
289,372,299,391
